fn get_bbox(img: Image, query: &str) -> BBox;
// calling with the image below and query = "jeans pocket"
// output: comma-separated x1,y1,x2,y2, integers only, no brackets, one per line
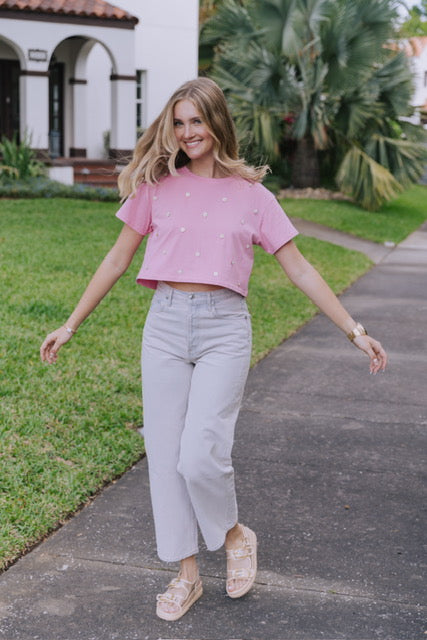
212,294,247,319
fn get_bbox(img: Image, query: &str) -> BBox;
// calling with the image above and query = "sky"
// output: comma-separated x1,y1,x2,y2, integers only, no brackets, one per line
397,0,422,16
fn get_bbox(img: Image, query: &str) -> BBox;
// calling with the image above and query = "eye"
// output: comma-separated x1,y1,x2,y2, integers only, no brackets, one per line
173,120,182,127
193,118,202,124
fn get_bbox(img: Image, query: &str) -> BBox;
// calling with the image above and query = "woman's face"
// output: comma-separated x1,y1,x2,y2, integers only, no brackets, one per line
173,99,215,164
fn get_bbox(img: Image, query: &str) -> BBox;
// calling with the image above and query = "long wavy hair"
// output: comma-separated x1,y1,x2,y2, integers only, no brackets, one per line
118,77,269,199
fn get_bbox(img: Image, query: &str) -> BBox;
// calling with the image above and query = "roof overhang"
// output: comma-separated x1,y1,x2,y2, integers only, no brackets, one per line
0,0,138,29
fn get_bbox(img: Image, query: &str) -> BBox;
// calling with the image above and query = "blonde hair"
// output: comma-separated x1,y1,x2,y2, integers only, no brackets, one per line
118,77,269,199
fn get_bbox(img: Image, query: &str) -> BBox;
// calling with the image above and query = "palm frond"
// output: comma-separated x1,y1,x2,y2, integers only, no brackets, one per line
334,90,383,138
365,134,427,187
399,120,427,143
336,145,403,211
371,52,414,117
251,0,300,53
201,0,258,47
292,56,330,147
211,39,298,160
230,96,283,158
213,40,298,107
323,0,398,93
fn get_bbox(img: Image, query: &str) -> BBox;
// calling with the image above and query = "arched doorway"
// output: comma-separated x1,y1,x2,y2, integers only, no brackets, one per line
48,35,115,159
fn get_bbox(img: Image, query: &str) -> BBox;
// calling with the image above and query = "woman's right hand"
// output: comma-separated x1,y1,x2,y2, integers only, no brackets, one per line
40,326,74,364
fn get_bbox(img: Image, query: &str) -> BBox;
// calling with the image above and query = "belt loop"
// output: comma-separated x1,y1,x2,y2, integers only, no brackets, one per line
168,286,174,306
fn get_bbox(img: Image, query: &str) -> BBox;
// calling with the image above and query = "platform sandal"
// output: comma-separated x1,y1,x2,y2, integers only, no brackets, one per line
156,575,203,621
226,524,257,599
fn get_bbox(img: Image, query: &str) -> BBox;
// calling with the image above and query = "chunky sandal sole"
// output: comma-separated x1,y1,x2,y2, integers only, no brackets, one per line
226,525,257,599
156,579,203,621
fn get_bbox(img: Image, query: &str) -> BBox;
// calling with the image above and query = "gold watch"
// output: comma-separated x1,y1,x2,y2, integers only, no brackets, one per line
347,323,367,342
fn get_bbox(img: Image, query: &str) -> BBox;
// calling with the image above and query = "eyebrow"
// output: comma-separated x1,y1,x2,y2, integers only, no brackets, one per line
173,116,202,122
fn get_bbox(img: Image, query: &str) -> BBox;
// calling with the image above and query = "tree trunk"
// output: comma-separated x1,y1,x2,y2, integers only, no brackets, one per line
291,136,320,188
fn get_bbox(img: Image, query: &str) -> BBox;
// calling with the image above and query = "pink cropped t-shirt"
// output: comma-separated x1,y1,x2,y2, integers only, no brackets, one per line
116,165,298,297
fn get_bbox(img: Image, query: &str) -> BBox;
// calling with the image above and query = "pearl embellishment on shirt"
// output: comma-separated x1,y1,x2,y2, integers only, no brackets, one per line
166,211,171,217
180,227,186,232
213,271,218,276
202,212,208,218
222,197,228,202
219,233,225,239
185,192,191,197
253,208,259,214
195,251,201,257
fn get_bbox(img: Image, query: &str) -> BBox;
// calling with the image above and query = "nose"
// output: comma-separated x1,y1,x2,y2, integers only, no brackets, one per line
183,122,194,139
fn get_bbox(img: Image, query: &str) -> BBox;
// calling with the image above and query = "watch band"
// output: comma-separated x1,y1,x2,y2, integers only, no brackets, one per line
347,323,367,342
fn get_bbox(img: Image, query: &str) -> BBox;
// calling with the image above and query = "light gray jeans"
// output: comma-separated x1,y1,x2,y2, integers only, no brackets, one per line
141,282,252,562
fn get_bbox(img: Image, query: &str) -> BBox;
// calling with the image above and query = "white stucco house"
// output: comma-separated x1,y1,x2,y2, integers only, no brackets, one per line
0,0,199,180
398,36,427,126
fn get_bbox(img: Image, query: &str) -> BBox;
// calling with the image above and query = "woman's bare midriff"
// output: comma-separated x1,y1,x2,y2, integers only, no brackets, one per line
163,281,224,292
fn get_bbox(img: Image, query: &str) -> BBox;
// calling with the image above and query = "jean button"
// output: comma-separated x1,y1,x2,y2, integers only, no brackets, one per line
189,293,194,299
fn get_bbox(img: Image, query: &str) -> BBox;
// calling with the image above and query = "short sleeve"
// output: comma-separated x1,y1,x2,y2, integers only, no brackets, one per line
115,182,153,236
258,192,298,254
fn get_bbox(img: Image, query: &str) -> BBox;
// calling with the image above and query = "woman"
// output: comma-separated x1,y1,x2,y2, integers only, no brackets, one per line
40,77,387,621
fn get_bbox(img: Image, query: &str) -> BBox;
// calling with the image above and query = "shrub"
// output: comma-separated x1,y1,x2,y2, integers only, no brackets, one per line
0,134,46,181
0,176,119,202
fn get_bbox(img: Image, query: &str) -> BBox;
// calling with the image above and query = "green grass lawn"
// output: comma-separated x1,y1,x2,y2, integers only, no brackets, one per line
0,195,378,570
281,184,427,244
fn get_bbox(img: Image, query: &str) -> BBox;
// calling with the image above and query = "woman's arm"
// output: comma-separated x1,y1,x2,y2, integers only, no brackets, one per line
274,240,387,374
40,224,144,364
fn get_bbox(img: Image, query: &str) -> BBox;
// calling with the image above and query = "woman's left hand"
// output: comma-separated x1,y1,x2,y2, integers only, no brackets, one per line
352,335,387,375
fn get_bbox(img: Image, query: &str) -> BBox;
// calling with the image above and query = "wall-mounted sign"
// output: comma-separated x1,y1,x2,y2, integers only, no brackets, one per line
28,49,48,62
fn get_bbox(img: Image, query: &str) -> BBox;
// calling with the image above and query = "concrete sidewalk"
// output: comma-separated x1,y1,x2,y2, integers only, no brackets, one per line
289,217,395,264
0,225,426,640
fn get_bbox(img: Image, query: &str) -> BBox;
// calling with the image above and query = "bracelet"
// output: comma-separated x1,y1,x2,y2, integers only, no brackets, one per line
347,323,367,342
65,326,76,335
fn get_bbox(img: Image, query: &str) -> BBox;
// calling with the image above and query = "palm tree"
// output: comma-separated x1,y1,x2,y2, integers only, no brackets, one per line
201,0,427,209
332,50,426,209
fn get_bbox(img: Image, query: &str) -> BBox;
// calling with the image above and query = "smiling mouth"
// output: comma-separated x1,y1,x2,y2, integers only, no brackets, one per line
185,140,203,147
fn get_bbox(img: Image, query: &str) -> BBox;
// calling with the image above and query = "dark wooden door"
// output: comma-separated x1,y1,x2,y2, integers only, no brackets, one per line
0,59,20,140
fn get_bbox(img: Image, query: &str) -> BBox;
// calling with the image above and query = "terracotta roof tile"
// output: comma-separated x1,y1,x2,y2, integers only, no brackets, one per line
389,36,427,58
0,0,137,23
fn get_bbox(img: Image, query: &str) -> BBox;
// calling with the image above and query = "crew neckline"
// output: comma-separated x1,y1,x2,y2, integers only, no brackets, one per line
180,165,236,182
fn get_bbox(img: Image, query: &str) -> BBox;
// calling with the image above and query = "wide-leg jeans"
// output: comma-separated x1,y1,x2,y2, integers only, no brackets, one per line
141,282,252,562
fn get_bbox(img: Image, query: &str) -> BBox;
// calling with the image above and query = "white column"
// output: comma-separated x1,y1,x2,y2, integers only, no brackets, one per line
110,75,136,160
69,78,88,157
19,71,49,155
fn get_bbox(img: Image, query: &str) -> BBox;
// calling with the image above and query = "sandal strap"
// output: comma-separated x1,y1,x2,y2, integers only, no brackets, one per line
226,544,255,560
156,576,198,605
157,592,181,605
227,567,255,580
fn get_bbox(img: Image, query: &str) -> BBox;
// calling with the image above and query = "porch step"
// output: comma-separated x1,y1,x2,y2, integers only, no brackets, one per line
72,159,121,189
52,158,122,189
